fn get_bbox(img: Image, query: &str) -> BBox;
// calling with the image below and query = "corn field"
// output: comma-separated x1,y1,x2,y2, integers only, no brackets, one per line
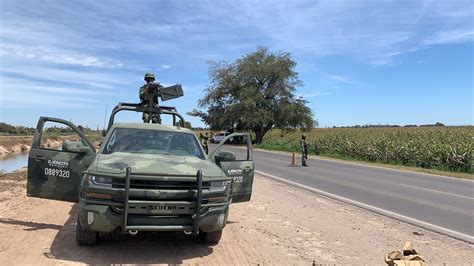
259,127,474,173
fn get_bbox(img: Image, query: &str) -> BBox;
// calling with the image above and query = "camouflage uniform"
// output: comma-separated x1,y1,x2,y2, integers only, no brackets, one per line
301,134,308,167
139,72,161,123
202,133,209,154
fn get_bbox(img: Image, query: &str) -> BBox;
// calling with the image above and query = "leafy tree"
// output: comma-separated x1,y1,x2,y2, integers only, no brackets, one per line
0,122,15,134
190,47,315,143
0,123,34,135
184,121,192,129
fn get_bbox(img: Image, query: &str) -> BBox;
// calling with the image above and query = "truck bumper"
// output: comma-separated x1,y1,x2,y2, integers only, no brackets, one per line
79,169,230,234
77,200,229,233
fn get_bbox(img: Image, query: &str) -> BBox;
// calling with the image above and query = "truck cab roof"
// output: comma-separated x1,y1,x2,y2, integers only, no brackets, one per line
110,122,194,134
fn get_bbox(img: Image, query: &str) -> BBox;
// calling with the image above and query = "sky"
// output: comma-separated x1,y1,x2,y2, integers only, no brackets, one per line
0,0,473,128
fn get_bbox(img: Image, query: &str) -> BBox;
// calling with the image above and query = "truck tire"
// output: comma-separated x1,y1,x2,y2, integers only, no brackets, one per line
99,230,119,242
76,219,97,246
199,229,223,245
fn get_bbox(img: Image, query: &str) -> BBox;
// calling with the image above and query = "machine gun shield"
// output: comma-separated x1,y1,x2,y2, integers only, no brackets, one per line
161,84,183,101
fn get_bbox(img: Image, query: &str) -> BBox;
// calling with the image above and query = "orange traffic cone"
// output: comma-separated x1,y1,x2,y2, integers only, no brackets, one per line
290,152,298,167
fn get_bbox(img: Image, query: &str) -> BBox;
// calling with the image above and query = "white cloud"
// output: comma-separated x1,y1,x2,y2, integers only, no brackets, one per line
327,75,359,85
1,77,111,96
2,0,472,70
0,44,123,69
298,92,331,98
307,67,362,86
1,0,473,126
422,30,474,45
0,64,129,88
0,75,111,109
204,0,473,65
0,88,103,109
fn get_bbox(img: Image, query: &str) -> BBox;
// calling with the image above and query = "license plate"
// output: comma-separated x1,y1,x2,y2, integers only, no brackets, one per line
148,204,179,214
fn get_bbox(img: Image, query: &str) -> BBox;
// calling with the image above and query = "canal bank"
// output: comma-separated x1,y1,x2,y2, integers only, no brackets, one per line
0,135,80,173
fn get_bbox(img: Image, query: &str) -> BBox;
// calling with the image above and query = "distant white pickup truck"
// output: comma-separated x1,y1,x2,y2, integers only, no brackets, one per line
211,132,230,143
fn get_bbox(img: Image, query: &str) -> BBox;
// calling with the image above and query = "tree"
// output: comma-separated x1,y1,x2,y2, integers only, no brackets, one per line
184,121,192,129
190,47,315,143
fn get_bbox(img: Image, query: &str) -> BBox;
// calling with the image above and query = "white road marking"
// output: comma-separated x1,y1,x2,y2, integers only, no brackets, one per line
255,154,474,201
255,170,474,244
399,184,474,200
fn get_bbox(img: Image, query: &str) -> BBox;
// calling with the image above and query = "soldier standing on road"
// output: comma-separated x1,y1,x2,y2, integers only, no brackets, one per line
301,133,309,167
139,72,161,124
202,132,209,154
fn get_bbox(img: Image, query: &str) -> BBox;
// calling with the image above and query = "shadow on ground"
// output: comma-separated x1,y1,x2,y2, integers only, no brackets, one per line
0,218,64,231
8,204,215,264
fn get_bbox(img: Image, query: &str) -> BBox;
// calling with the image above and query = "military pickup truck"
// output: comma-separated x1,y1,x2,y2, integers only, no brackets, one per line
26,103,254,246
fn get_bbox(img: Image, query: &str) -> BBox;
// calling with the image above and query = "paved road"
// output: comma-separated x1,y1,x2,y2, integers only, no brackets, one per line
211,144,474,242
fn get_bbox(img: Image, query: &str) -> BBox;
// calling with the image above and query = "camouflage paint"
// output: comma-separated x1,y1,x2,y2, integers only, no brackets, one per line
28,148,95,202
210,133,254,203
90,152,225,177
220,160,254,202
27,116,255,234
27,117,96,202
78,201,229,233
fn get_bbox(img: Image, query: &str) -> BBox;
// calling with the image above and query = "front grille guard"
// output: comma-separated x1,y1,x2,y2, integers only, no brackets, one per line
121,167,205,234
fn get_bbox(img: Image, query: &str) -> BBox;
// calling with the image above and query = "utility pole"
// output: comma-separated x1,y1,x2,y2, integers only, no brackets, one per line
103,105,108,130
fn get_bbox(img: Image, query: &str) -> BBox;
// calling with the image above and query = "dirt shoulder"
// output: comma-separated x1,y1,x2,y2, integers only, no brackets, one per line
0,170,472,264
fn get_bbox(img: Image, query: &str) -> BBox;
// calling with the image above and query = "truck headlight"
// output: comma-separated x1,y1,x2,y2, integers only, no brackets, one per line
210,180,230,192
87,174,112,187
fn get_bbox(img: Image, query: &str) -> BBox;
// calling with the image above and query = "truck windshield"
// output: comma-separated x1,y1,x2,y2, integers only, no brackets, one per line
103,128,205,159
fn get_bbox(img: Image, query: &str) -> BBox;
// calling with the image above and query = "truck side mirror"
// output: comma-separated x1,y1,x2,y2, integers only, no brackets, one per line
63,141,92,154
214,151,236,166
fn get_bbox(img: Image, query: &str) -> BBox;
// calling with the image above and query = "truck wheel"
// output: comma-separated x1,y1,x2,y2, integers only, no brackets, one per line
99,230,119,242
199,229,223,245
76,220,97,246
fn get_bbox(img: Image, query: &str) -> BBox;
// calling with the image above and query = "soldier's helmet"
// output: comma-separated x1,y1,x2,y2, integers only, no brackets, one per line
302,133,306,139
144,72,155,82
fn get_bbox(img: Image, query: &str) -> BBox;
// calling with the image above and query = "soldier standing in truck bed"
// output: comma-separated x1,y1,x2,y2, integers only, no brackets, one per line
139,72,161,123
301,133,309,167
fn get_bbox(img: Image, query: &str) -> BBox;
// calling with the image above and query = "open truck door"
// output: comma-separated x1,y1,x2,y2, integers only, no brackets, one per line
210,133,254,203
27,117,96,202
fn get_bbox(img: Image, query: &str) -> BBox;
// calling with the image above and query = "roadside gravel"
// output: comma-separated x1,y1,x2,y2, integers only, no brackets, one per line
0,169,472,264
